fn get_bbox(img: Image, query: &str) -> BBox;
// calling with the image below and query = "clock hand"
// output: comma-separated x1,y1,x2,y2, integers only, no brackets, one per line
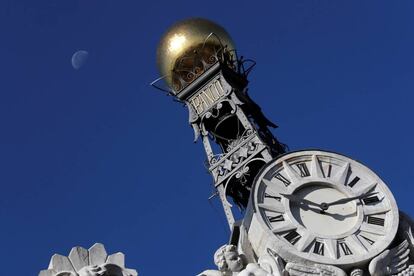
322,192,378,209
280,193,322,208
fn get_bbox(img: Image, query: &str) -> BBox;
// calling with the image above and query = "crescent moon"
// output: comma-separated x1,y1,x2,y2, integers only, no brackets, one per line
71,50,89,70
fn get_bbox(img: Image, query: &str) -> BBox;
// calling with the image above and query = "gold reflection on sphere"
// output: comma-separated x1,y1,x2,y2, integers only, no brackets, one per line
157,18,235,89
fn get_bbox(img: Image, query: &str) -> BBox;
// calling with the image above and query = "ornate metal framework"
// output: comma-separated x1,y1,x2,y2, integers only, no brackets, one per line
152,33,286,229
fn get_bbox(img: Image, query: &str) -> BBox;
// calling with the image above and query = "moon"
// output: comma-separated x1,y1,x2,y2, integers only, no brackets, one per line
71,50,89,70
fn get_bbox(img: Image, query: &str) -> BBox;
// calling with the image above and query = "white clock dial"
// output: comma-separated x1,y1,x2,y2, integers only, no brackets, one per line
248,150,399,268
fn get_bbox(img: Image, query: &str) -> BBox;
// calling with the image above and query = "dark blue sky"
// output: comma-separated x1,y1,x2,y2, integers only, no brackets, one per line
1,1,413,275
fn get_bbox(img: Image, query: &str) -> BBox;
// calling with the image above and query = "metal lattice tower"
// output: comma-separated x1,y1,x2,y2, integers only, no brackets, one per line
152,18,285,229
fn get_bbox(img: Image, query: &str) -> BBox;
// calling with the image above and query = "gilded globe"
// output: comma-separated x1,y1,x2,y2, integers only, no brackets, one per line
156,18,236,91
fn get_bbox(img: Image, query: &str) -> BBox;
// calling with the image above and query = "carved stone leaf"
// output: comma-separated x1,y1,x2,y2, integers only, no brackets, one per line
69,246,89,272
89,243,107,266
39,243,138,276
48,254,75,272
107,252,125,268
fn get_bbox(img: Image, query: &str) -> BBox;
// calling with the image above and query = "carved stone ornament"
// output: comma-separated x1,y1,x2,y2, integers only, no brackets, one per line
38,243,138,276
198,244,287,276
246,150,400,268
367,211,414,276
197,215,414,276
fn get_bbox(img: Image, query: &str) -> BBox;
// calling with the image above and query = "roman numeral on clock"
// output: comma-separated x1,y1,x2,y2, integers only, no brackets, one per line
338,241,352,255
363,196,380,205
268,215,284,223
284,230,301,245
273,172,291,186
326,164,332,177
360,235,375,245
347,176,360,188
296,163,310,177
313,241,324,255
367,216,385,226
264,193,281,201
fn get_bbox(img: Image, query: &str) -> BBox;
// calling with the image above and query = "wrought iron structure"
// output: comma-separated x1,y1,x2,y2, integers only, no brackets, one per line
152,21,286,229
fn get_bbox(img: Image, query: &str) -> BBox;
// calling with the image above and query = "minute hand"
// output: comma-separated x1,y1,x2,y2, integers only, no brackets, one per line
280,193,322,208
325,192,378,207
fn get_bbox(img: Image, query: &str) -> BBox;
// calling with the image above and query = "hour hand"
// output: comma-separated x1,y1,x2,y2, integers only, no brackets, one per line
280,193,322,208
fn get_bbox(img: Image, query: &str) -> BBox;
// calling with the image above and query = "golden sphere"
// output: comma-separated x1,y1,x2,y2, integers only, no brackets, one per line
156,18,235,90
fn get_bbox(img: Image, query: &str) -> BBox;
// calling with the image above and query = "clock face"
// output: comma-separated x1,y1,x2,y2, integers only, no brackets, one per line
251,150,399,266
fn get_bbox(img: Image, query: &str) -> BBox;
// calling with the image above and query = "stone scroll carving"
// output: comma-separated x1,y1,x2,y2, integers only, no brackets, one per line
38,243,138,276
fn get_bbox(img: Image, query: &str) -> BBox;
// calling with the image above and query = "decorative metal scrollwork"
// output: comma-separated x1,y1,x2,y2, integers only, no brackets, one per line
235,165,250,186
171,34,236,92
212,138,260,179
222,157,266,208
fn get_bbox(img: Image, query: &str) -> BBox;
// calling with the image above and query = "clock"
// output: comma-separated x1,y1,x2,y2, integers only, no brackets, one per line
245,150,399,268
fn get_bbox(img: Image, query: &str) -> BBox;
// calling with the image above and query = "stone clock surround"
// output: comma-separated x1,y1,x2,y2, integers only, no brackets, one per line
244,150,400,270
